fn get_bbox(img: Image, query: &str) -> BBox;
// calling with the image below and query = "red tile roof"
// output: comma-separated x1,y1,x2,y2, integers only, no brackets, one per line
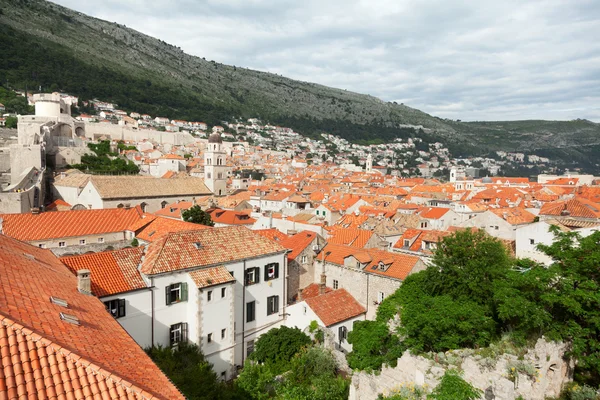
0,207,143,242
253,228,290,242
539,197,600,219
0,234,183,399
60,247,147,297
305,289,366,327
133,215,210,242
189,266,235,289
140,226,288,275
207,208,256,225
300,283,333,300
280,231,317,261
327,228,373,248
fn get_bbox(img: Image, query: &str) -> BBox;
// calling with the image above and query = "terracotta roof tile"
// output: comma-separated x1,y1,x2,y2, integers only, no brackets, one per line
0,207,143,242
0,234,183,399
189,267,235,289
60,248,147,297
305,289,365,327
140,226,288,275
253,229,290,242
134,215,210,242
280,231,317,261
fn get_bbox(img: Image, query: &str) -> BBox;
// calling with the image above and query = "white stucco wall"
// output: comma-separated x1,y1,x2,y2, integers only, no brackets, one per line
101,289,153,349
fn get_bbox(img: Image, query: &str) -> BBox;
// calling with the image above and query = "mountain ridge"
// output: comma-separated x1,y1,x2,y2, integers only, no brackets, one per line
1,0,599,170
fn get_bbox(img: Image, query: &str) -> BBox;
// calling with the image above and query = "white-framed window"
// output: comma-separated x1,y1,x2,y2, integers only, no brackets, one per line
98,237,105,243
245,267,260,285
58,241,66,248
79,239,86,245
264,263,280,281
420,221,428,228
170,322,188,346
378,292,385,303
165,283,188,305
267,295,279,316
104,299,126,318
301,255,307,264
333,279,339,290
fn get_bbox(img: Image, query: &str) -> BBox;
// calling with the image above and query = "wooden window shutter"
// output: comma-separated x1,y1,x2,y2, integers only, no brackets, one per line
255,267,260,283
182,322,188,342
274,263,280,279
181,282,188,301
118,299,126,317
165,285,171,305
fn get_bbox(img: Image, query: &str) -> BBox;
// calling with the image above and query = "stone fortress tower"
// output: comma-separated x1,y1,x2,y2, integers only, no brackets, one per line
0,93,87,213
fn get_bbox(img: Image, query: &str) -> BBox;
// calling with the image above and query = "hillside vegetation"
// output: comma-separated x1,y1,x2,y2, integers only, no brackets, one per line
1,0,599,164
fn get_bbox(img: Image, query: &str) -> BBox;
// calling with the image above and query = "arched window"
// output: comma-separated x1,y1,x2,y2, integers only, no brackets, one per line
140,202,148,212
117,203,124,208
161,201,168,209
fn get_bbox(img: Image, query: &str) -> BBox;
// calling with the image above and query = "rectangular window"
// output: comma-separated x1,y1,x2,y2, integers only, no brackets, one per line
246,301,256,322
529,238,535,245
267,295,279,316
207,333,213,343
79,239,86,245
245,267,260,285
264,263,280,281
58,241,66,248
338,326,348,342
333,280,339,290
378,292,385,303
169,322,188,346
403,239,410,247
246,340,255,357
104,299,126,318
323,211,326,217
165,283,188,305
98,237,105,243
301,255,307,264
221,328,226,339
207,290,212,302
221,287,226,298
316,210,320,215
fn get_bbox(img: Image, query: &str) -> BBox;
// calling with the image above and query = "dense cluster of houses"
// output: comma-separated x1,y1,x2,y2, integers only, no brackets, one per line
2,92,600,397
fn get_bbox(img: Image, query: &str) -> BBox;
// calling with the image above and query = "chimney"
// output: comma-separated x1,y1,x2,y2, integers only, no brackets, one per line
319,273,326,295
77,269,92,295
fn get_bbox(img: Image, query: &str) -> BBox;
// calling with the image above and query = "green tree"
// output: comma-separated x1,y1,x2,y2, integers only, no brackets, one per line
146,342,241,400
5,116,17,129
347,320,404,371
182,205,215,227
427,370,482,400
250,326,311,374
536,229,600,385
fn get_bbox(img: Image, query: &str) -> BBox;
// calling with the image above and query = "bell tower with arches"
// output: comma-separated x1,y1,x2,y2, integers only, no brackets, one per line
204,132,227,196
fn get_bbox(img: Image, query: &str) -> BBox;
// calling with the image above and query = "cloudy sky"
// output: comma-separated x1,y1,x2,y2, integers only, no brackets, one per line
53,0,600,122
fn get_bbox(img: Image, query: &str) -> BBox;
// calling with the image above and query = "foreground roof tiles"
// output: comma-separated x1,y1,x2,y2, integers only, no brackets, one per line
305,289,366,327
141,226,288,275
60,247,148,297
0,234,183,399
0,207,143,242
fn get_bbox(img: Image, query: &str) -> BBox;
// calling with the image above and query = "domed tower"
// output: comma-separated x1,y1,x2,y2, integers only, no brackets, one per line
204,132,227,196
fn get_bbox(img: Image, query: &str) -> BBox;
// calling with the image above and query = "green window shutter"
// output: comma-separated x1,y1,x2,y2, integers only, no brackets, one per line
255,267,260,283
274,263,280,279
165,285,171,305
264,264,269,281
316,210,319,215
181,282,188,302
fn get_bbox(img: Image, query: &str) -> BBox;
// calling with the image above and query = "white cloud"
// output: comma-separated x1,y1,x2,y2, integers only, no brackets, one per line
51,0,600,122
